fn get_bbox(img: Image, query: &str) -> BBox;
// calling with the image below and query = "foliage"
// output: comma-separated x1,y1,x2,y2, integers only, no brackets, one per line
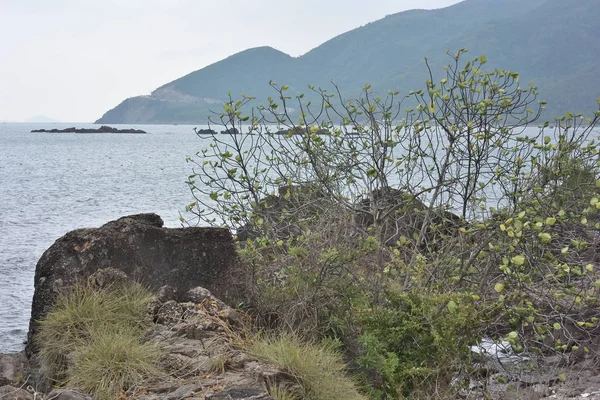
187,50,600,398
356,291,481,398
249,334,365,400
36,282,161,398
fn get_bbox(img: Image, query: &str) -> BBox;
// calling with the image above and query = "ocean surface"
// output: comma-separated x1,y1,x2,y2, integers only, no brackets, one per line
2,122,597,354
0,123,207,353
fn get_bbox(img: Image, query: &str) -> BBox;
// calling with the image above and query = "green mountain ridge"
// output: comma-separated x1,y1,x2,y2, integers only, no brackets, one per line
96,0,600,124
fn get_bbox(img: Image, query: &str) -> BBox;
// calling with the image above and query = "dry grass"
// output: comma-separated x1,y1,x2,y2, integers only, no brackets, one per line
36,282,161,398
67,328,162,400
249,334,365,400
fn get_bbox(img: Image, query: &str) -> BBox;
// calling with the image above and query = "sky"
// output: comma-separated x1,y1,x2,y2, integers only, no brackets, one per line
0,0,461,122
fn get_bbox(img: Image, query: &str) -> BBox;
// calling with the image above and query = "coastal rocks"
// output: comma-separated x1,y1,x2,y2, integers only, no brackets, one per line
137,286,275,400
221,128,240,135
0,386,33,400
46,388,94,400
194,128,217,135
27,213,246,357
30,125,147,134
0,353,27,387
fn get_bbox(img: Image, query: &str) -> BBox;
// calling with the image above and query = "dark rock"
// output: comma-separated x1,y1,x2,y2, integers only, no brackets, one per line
156,285,177,303
86,267,129,289
194,128,217,136
356,186,463,246
154,300,184,325
163,383,205,399
0,352,26,387
30,125,147,134
236,184,330,242
27,213,246,357
185,286,220,304
46,388,94,400
220,128,240,135
0,386,33,400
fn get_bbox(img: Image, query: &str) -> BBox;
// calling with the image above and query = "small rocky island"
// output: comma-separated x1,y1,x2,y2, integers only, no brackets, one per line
31,125,147,134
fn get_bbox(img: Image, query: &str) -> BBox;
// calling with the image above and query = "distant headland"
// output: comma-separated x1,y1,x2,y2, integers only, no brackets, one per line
31,125,147,134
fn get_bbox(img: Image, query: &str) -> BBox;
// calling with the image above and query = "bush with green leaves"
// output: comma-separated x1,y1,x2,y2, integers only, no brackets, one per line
356,291,481,398
187,49,600,398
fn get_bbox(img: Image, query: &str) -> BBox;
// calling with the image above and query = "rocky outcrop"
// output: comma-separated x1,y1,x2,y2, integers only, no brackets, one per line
139,285,276,400
220,128,240,135
31,126,147,134
27,213,246,357
194,128,217,135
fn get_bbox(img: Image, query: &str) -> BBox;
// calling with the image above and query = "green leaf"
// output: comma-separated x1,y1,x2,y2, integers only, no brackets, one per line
494,283,505,292
480,54,487,64
447,300,457,312
586,264,594,272
545,217,556,226
538,232,552,244
553,322,561,330
508,331,518,339
511,255,525,266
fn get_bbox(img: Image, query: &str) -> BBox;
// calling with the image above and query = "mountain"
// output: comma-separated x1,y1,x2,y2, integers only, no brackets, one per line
97,0,600,124
25,116,61,123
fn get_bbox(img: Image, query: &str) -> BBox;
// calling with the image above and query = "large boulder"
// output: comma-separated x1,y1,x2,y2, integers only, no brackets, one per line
26,213,246,357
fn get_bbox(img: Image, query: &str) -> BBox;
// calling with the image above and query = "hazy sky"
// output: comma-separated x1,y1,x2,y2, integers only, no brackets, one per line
0,0,461,122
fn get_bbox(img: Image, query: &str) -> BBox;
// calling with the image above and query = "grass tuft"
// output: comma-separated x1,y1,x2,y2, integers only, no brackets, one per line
67,329,161,400
250,335,365,400
268,382,299,400
36,282,160,398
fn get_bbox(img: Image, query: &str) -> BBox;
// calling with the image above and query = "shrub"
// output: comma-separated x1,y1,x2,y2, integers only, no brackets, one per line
250,335,365,400
187,49,600,397
36,282,160,398
356,291,482,398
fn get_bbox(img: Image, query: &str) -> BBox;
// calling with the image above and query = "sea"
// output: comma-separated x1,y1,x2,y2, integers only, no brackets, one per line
2,122,597,354
0,123,209,353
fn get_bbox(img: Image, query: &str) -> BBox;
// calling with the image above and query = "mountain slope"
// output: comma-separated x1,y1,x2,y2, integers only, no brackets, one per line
97,0,599,124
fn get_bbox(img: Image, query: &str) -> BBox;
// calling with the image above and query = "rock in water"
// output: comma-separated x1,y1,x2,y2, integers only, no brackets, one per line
30,126,147,133
26,213,246,357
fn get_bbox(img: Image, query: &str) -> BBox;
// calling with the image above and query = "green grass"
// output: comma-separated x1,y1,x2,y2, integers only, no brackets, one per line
268,382,299,400
36,282,160,398
250,335,365,400
67,329,162,400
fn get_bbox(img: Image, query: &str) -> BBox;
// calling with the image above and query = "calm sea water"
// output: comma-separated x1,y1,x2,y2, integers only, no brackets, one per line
0,123,207,353
2,122,597,354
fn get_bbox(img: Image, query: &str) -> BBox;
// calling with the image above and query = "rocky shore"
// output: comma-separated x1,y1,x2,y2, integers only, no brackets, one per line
1,213,600,399
31,126,147,134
